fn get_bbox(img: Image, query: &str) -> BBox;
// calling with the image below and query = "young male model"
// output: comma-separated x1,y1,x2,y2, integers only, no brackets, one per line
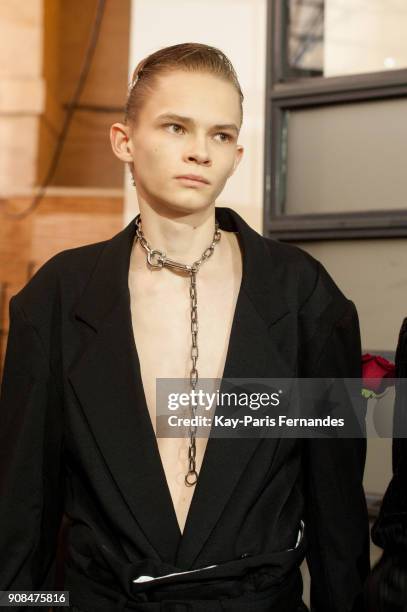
0,43,370,611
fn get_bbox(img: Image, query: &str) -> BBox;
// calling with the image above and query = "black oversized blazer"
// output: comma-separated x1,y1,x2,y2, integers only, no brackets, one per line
0,206,370,612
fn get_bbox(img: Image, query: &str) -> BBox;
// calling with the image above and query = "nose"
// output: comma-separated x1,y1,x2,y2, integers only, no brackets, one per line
185,135,211,165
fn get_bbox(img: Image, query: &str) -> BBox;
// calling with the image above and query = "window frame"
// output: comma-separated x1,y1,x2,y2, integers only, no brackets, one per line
264,0,407,241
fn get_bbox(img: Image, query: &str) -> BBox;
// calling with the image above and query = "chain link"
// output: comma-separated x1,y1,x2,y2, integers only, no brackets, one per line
134,214,221,486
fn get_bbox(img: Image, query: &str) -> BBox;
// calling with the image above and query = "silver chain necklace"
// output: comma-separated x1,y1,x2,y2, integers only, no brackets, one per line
134,213,221,486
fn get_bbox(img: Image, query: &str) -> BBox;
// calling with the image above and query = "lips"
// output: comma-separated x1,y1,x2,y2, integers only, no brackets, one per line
176,175,209,184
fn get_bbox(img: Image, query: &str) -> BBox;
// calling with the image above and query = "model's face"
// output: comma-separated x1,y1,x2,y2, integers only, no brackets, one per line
113,70,244,216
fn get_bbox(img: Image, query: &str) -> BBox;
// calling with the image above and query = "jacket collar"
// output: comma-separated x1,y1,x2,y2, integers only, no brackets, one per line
69,206,294,569
74,206,289,331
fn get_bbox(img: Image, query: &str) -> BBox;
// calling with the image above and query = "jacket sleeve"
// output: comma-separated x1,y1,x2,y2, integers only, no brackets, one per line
300,262,370,612
0,295,64,599
370,442,407,554
366,321,407,611
371,317,407,553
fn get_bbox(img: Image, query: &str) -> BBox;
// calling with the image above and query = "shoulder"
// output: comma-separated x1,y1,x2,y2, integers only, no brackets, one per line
260,238,361,376
12,238,109,327
261,236,349,312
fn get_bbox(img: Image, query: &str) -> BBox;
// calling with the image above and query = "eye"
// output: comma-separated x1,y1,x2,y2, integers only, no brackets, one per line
215,132,233,143
165,123,185,134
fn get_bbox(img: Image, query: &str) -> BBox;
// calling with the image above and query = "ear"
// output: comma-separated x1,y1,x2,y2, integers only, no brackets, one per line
110,122,134,162
229,145,244,177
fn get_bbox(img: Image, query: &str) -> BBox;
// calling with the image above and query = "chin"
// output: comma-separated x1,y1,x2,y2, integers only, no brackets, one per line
160,196,214,215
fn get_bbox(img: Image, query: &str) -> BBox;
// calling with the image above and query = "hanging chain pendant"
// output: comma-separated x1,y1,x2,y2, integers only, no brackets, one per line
134,214,221,487
185,268,199,486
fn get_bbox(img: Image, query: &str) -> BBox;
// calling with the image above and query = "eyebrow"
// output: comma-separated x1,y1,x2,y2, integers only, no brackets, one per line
155,112,239,135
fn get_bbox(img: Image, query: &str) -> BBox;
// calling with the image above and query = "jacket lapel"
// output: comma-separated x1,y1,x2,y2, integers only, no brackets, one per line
68,219,182,564
67,207,297,568
175,208,296,567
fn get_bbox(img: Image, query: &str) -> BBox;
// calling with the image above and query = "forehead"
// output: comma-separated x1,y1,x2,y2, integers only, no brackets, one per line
140,70,241,125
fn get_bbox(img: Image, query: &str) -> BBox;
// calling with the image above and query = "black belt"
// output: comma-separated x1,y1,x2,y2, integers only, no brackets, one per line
65,565,304,612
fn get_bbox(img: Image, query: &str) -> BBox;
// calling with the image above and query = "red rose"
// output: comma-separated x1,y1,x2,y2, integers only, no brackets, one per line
362,353,396,394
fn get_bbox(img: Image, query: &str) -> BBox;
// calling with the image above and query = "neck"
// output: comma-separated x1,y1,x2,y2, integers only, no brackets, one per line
136,205,218,264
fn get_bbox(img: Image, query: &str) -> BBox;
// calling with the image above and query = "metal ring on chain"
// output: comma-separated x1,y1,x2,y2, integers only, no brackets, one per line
147,249,165,268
